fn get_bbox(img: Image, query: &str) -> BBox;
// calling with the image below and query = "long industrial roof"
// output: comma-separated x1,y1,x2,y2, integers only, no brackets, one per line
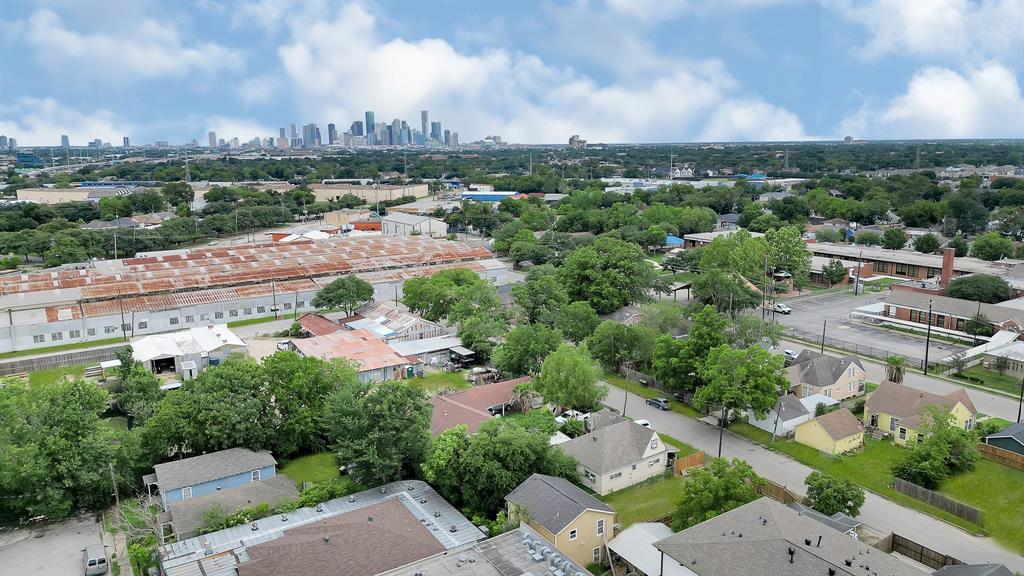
0,237,494,310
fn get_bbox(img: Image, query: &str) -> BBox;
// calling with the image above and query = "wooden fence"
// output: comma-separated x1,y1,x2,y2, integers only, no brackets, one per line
673,451,706,476
979,442,1024,471
892,478,983,525
751,477,802,505
875,533,961,570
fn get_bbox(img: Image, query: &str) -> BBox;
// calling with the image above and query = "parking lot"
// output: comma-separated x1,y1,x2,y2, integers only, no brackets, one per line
775,291,967,361
0,514,105,576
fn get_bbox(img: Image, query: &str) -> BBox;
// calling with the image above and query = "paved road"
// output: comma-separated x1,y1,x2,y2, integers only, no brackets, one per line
605,386,1024,571
777,291,967,361
779,338,1022,423
0,514,106,576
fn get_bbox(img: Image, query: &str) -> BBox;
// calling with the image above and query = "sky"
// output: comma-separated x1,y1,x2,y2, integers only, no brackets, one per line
0,0,1022,146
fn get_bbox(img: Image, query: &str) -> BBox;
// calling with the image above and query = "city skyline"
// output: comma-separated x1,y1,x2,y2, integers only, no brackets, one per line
0,1,1022,146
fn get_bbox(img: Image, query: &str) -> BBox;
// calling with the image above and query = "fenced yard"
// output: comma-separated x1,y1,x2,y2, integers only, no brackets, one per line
893,478,983,525
599,474,683,528
979,442,1024,471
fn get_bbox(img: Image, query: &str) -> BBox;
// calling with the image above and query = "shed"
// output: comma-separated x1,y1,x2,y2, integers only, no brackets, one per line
985,422,1024,456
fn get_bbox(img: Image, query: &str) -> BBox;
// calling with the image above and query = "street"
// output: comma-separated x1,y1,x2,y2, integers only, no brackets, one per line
777,291,968,362
604,385,1024,572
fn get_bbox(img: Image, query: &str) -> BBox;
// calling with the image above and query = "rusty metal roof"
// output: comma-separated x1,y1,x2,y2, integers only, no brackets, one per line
291,329,411,372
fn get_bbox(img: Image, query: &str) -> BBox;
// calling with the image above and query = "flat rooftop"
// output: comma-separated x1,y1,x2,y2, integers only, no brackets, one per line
809,242,1018,274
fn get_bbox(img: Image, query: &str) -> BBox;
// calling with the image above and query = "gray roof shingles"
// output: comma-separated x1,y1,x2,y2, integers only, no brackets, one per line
505,474,613,535
153,448,277,491
558,420,666,475
788,350,864,389
986,422,1024,445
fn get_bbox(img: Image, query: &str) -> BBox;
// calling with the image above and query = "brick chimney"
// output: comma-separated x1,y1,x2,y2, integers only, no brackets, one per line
940,247,955,287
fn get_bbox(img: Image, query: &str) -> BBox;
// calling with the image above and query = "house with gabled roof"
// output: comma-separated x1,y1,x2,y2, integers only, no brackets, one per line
984,422,1024,456
558,420,676,496
864,381,977,445
505,473,617,568
786,350,866,401
794,407,865,455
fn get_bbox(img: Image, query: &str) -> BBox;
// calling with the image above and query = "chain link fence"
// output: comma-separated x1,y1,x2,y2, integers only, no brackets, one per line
783,327,943,373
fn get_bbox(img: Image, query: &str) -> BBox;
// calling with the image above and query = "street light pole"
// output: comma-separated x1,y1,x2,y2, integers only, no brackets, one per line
924,300,934,375
718,406,726,458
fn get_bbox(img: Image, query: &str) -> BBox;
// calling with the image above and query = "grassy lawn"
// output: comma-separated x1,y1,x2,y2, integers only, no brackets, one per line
227,315,282,328
600,474,683,528
102,416,129,433
727,422,985,535
408,370,472,394
0,337,125,360
980,417,1014,429
955,366,1024,396
646,252,667,263
661,271,696,284
28,364,87,386
280,452,341,485
941,459,1024,554
604,373,701,419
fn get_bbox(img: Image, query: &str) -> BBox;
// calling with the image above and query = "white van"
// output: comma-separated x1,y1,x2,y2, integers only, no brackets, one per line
83,543,108,575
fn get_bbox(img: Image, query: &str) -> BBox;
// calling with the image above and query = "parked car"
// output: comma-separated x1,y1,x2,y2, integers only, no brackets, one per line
646,397,670,411
782,349,800,361
634,419,653,429
276,340,292,351
83,544,108,576
773,303,792,315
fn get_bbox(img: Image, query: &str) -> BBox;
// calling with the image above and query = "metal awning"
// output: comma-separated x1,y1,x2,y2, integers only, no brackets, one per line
100,359,122,369
449,346,475,356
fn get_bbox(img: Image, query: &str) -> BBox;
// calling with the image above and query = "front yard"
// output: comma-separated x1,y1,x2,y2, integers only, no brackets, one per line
599,474,683,528
954,366,1024,397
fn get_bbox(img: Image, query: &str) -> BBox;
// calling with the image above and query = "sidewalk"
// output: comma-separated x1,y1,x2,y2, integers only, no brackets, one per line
603,385,1024,571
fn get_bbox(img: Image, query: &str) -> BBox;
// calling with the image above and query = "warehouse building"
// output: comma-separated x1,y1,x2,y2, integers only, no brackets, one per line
0,236,508,353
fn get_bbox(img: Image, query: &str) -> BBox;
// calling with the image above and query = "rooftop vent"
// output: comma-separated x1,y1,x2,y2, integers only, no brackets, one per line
805,538,812,546
316,503,323,512
816,535,822,547
845,559,853,567
788,547,795,564
434,511,442,518
450,525,458,532
323,536,330,543
829,569,836,576
280,515,287,522
368,515,374,522
349,495,356,502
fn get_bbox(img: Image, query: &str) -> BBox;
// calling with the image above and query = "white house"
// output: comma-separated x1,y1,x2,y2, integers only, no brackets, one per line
131,324,247,380
558,420,676,496
380,212,448,238
748,394,811,437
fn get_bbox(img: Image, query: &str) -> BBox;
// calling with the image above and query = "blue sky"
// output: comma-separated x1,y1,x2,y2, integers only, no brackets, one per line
1,0,1022,146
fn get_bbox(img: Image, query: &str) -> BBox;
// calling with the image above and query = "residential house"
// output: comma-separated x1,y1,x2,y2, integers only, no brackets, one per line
652,498,928,576
786,502,859,538
291,329,419,383
786,350,867,401
505,473,617,568
131,324,247,380
158,480,485,576
794,408,865,455
381,212,449,238
607,523,692,576
863,381,977,445
430,376,532,436
558,420,676,496
747,394,810,437
389,335,464,365
932,564,1015,576
346,301,444,342
984,422,1024,456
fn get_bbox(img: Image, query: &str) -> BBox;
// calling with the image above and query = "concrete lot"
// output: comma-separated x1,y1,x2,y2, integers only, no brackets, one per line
0,514,105,576
776,291,967,361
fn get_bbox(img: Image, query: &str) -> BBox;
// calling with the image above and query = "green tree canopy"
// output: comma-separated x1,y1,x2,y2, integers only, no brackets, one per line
912,233,941,254
492,323,563,376
822,259,848,286
892,408,980,489
311,275,375,315
804,471,865,517
652,304,727,391
854,230,881,246
970,232,1014,261
765,226,811,287
945,274,1012,303
536,344,606,411
947,235,968,257
671,458,763,530
323,380,431,487
555,301,601,344
694,345,786,420
558,237,667,314
511,265,569,325
402,268,498,322
880,228,908,250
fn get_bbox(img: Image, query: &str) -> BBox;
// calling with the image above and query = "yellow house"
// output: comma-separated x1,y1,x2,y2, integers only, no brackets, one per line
505,473,617,568
863,381,977,446
794,408,865,455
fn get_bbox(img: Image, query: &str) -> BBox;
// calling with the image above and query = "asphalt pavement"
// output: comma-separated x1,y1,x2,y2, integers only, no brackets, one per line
604,385,1024,572
0,514,106,576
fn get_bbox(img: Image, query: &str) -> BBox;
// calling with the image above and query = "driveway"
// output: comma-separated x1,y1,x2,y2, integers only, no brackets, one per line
0,514,106,576
776,291,967,361
603,385,1024,571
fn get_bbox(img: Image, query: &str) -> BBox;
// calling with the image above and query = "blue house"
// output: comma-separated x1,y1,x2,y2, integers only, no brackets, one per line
665,234,683,247
144,447,279,511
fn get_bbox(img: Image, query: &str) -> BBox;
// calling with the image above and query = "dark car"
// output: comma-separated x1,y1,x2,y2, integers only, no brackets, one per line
646,397,670,411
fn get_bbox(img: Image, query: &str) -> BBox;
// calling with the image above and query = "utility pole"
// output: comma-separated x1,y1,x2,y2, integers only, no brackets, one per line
717,405,726,458
924,299,934,375
854,250,863,295
113,233,118,260
1018,375,1023,423
821,318,827,353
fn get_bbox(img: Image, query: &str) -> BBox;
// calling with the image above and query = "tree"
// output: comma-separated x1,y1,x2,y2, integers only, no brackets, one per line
586,321,657,372
671,458,763,530
946,352,967,375
692,269,763,313
854,231,881,246
558,237,668,314
947,235,969,257
765,226,811,287
970,232,1014,261
880,228,908,250
945,274,1012,303
511,265,569,325
661,252,689,273
726,315,784,349
492,324,562,376
946,189,989,235
555,301,600,344
966,313,994,338
694,345,786,424
638,301,685,334
45,236,88,267
652,305,727,391
323,380,431,486
912,233,941,254
421,425,471,504
822,259,847,286
885,355,906,383
118,363,162,427
402,268,497,322
457,313,507,361
994,355,1009,375
804,471,865,517
161,182,194,205
311,275,374,315
536,344,606,411
816,229,842,243
893,408,980,489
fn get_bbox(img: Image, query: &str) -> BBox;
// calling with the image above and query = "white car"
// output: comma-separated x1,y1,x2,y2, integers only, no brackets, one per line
782,349,800,361
633,419,653,429
773,303,793,314
555,410,591,425
276,340,292,351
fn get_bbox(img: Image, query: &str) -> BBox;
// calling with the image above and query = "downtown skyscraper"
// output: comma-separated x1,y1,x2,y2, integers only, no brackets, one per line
364,111,375,145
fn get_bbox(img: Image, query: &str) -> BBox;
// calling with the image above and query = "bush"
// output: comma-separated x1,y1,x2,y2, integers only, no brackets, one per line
851,398,866,417
945,274,1012,304
296,478,362,508
560,419,586,438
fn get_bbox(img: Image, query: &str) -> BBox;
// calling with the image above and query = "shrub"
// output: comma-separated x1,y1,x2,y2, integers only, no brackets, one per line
560,419,586,438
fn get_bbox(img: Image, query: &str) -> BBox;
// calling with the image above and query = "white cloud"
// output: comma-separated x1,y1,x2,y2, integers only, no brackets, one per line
837,63,1024,139
236,75,282,107
205,116,276,142
272,3,809,143
17,9,243,81
0,98,129,147
834,0,1024,62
